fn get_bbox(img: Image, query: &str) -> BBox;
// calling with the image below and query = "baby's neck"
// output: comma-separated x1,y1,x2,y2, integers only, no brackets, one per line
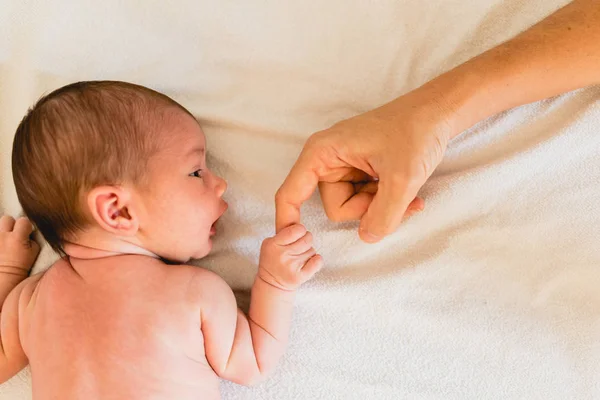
63,232,159,260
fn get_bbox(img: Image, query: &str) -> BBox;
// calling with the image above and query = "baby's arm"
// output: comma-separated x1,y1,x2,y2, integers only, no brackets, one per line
198,224,322,385
0,216,40,382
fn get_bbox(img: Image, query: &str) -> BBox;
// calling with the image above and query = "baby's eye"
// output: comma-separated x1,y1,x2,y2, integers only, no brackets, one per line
190,169,203,179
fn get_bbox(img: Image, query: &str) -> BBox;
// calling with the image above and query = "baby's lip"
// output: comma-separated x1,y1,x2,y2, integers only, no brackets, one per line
210,202,228,236
217,204,228,220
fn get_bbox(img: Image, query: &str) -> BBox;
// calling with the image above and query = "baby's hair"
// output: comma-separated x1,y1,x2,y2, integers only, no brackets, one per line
12,80,194,255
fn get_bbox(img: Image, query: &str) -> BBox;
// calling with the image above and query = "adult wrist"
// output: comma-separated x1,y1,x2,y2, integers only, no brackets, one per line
419,63,499,141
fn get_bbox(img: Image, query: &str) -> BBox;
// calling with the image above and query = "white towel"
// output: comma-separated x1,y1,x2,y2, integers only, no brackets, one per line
1,1,599,399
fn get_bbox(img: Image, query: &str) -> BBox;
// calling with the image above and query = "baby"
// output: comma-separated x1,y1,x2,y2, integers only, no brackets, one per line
0,81,322,399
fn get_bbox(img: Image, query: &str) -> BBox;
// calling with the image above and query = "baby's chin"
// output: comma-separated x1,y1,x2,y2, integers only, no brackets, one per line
156,239,212,264
188,234,214,261
193,241,213,260
153,227,215,263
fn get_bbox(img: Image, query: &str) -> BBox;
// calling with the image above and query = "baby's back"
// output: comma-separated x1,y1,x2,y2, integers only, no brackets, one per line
21,255,219,400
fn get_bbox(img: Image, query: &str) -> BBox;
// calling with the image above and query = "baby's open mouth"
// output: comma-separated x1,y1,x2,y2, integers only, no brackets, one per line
210,202,228,237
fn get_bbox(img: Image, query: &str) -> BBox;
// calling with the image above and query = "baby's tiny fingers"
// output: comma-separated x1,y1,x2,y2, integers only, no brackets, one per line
274,224,307,246
299,254,323,282
294,247,316,266
13,217,34,238
0,216,16,232
25,240,41,262
288,231,313,255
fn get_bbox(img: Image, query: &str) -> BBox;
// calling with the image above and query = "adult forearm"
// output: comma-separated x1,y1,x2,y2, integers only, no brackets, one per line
422,0,600,138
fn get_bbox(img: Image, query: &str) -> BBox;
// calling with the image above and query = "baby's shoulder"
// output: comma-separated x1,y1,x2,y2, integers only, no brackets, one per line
109,257,232,301
13,269,46,308
179,264,234,305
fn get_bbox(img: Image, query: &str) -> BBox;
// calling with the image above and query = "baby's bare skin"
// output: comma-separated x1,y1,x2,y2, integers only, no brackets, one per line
22,256,222,399
1,106,322,398
1,216,320,399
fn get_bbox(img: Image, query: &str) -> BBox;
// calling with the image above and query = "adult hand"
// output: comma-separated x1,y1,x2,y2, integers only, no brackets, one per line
275,88,456,243
276,0,600,243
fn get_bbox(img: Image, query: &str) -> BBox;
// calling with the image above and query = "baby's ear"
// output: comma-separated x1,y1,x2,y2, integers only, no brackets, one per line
87,186,139,236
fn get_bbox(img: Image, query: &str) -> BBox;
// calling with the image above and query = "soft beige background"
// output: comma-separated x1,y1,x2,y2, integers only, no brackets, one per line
1,1,599,399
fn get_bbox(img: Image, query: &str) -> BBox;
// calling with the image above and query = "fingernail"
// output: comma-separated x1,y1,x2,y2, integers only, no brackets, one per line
363,232,381,243
359,225,381,243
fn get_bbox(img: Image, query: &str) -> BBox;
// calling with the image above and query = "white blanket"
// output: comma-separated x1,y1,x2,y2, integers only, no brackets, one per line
1,1,599,399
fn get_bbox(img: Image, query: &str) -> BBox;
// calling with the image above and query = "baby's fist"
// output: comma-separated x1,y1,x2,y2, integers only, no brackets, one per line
258,224,322,291
0,216,40,275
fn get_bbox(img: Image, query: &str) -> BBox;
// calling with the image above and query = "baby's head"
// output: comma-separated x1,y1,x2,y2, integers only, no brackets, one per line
12,81,227,263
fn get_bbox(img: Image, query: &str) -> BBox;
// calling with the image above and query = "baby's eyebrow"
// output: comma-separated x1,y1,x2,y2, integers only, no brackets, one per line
186,147,205,158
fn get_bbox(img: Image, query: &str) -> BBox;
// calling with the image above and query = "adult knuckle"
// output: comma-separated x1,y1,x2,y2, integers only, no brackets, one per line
324,206,344,222
387,171,408,188
305,132,324,149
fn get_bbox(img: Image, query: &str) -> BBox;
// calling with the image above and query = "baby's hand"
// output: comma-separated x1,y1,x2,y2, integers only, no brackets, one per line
0,216,40,275
258,224,322,291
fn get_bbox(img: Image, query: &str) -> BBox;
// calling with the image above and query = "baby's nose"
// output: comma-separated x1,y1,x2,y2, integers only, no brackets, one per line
216,177,227,197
